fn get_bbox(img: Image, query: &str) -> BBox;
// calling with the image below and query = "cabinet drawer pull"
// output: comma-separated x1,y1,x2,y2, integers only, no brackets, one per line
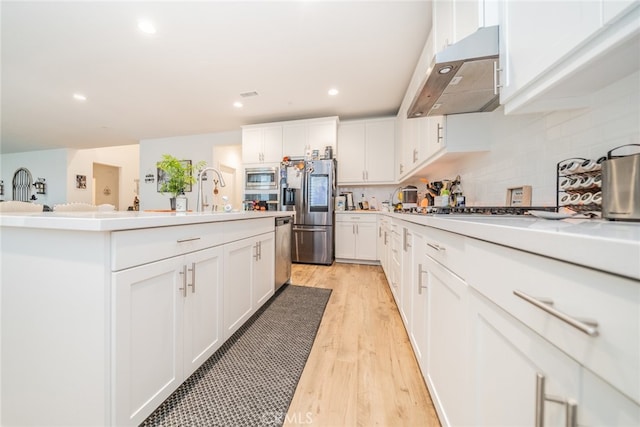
178,265,187,298
417,263,428,295
493,60,503,95
535,373,578,427
188,262,196,293
514,290,598,337
427,242,445,251
176,237,201,243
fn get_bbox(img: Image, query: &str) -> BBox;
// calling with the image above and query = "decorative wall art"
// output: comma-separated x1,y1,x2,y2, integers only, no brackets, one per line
76,174,87,190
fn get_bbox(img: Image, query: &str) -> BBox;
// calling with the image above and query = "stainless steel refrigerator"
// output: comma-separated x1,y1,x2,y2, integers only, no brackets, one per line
281,158,335,265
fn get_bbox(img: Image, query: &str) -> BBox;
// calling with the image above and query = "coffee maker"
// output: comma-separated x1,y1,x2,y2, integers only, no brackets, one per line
341,192,356,210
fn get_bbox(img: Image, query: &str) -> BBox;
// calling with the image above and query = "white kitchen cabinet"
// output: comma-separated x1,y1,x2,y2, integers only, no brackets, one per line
282,117,337,159
470,288,581,427
252,232,275,308
223,231,275,339
432,0,498,52
398,112,491,180
242,125,283,164
377,215,390,275
337,118,395,184
113,245,224,426
400,224,423,331
470,286,640,426
467,237,640,405
432,0,499,53
335,213,378,262
389,220,402,305
499,1,640,114
423,231,470,427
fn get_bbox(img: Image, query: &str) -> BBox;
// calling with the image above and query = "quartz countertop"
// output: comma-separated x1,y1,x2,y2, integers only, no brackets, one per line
0,210,292,232
388,212,640,281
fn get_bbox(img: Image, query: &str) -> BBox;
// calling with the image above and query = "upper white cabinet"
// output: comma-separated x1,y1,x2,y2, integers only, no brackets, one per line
243,117,338,164
432,0,499,53
242,125,283,164
338,118,395,184
397,112,491,181
282,117,338,159
499,0,640,114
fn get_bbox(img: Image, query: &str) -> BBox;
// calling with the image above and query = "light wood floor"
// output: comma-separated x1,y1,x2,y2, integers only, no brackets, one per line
284,262,440,427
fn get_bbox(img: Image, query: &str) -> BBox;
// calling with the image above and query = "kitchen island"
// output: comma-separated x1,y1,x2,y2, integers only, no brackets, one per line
0,210,288,426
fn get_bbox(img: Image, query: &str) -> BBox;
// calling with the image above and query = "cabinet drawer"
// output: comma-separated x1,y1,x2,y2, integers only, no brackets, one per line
335,213,377,223
112,218,273,271
423,226,466,280
467,238,640,404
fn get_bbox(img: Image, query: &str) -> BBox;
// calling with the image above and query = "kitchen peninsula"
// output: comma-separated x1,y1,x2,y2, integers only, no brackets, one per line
0,210,288,426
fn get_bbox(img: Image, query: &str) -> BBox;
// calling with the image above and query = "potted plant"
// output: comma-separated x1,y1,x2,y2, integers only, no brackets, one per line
157,154,206,210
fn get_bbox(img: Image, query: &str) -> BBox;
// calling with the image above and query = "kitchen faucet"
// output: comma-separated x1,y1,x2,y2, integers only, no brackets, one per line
196,167,226,212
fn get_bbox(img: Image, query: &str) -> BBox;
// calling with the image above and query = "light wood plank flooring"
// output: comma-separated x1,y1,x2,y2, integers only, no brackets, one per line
284,263,440,427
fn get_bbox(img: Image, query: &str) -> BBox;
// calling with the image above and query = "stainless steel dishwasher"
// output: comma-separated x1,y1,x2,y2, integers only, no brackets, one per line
274,216,292,290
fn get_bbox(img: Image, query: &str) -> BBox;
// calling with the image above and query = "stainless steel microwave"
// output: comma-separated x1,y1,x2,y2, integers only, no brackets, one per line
245,166,279,190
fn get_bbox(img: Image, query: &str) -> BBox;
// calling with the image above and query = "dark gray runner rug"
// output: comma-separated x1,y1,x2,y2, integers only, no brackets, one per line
140,284,331,427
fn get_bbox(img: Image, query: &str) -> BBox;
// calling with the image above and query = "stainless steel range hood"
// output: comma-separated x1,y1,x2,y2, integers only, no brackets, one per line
407,26,500,118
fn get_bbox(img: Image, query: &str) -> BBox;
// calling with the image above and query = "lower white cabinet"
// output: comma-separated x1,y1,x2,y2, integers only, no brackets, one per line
423,242,470,427
335,214,378,262
113,245,224,426
223,232,275,339
382,215,640,427
470,288,580,427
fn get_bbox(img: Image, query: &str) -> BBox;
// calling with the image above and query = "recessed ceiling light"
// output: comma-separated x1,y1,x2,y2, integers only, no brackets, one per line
138,20,156,35
328,88,339,96
438,66,453,74
73,93,87,101
233,102,243,108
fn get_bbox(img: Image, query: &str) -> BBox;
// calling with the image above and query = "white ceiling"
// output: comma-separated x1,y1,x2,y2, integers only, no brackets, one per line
1,1,432,154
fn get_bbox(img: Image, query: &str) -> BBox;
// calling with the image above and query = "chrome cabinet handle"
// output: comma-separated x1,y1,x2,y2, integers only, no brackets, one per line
437,123,443,143
418,263,428,295
178,265,187,298
403,228,411,251
258,241,262,260
427,242,445,251
493,60,503,95
535,373,578,427
514,290,598,336
254,243,260,260
177,237,201,243
413,148,418,163
188,262,196,293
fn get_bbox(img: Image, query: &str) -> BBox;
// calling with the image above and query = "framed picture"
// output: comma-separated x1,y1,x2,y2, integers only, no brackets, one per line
76,174,87,189
157,160,192,192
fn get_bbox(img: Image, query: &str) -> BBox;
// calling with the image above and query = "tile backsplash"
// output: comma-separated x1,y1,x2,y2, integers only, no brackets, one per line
404,71,640,207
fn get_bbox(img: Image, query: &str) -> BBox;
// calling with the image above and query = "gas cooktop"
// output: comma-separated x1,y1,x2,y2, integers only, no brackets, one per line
404,206,558,215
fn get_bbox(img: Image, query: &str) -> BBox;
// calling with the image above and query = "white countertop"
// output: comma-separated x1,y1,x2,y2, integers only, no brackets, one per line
0,210,292,232
389,212,640,281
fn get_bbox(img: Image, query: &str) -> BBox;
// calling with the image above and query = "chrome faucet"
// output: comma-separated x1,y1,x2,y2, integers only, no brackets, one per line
196,167,226,212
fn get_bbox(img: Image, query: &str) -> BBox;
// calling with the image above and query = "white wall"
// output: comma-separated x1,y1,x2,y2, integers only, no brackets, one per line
0,145,139,209
139,131,242,210
403,71,640,207
67,145,139,209
0,149,68,206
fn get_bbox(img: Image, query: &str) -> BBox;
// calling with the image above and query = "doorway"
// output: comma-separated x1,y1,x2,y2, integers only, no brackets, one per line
93,163,120,209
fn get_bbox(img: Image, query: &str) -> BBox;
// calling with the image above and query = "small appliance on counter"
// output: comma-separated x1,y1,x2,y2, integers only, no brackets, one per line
341,192,356,211
401,186,418,209
602,144,640,221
